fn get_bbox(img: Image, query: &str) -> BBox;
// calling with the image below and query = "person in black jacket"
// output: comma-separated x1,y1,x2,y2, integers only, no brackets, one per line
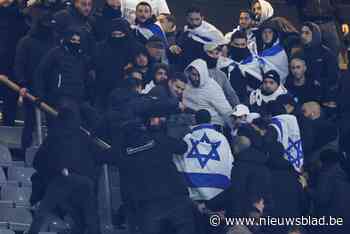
287,0,349,56
15,8,55,150
311,149,350,234
229,135,273,218
117,116,196,234
52,0,95,56
80,79,194,234
148,72,193,139
285,55,323,105
28,132,101,234
93,0,122,42
267,151,309,234
0,0,28,126
300,22,339,105
33,26,90,190
93,18,135,111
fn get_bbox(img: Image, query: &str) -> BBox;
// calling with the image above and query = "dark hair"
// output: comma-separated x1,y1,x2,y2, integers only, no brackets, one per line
231,30,247,42
186,6,202,15
195,109,211,125
136,1,152,11
170,72,187,84
239,9,255,19
121,77,143,91
149,63,169,82
124,67,143,78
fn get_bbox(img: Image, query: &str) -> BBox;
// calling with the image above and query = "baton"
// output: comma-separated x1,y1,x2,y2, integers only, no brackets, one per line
0,75,111,150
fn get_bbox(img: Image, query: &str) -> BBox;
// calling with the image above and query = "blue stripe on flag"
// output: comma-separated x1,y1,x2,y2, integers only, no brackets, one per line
260,44,284,57
271,118,284,140
191,33,213,42
183,172,231,189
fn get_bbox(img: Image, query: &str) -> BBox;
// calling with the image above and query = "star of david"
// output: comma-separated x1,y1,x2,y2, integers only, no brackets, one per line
187,133,221,168
285,138,303,169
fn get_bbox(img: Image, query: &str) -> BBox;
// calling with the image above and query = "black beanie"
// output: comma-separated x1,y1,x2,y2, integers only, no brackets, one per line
263,70,280,85
110,18,131,34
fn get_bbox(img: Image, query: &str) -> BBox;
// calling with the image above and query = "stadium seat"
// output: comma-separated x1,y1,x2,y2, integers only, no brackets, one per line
7,167,35,185
0,184,31,206
34,214,70,233
0,145,11,167
0,229,15,234
0,207,32,231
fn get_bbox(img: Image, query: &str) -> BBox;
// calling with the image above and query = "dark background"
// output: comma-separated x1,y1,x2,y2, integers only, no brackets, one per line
165,0,350,33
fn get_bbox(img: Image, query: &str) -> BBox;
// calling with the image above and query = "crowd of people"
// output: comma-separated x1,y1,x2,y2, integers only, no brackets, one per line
1,0,350,233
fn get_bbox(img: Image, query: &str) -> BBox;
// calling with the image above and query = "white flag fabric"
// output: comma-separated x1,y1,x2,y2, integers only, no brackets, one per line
270,114,304,172
174,124,234,201
184,21,228,45
217,40,289,84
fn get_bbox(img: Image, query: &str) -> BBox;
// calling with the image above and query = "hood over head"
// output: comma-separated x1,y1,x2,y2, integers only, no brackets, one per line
302,21,322,47
256,0,274,25
185,59,211,88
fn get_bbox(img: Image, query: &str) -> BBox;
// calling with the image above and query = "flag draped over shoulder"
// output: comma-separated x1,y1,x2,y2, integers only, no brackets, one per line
218,40,289,84
184,21,228,45
270,114,304,172
133,23,167,43
173,124,234,201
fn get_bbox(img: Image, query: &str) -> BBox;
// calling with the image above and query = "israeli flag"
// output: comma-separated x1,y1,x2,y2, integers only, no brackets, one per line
184,21,228,45
218,40,289,84
270,114,304,173
173,124,234,201
133,23,167,44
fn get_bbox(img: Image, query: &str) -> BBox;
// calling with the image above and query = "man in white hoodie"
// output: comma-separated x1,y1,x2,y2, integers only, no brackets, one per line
251,0,274,26
183,59,233,131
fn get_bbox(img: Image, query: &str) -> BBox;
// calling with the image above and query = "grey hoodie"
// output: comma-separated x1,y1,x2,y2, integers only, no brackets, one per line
183,59,233,126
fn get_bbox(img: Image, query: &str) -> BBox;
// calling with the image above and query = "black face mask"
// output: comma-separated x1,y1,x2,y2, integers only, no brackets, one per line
65,41,83,56
229,46,251,62
110,35,127,45
203,54,218,69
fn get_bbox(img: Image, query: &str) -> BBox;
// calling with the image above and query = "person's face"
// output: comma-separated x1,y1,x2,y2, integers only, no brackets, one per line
111,30,126,38
187,67,200,87
70,34,81,45
187,12,203,29
154,68,168,83
147,46,164,61
169,79,186,99
301,26,313,45
290,59,306,80
262,78,279,94
135,54,148,67
106,0,120,9
75,0,93,17
262,28,274,44
232,115,247,128
1,0,14,7
136,5,152,23
252,2,262,21
301,105,314,119
230,38,248,48
239,12,252,29
206,49,221,59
